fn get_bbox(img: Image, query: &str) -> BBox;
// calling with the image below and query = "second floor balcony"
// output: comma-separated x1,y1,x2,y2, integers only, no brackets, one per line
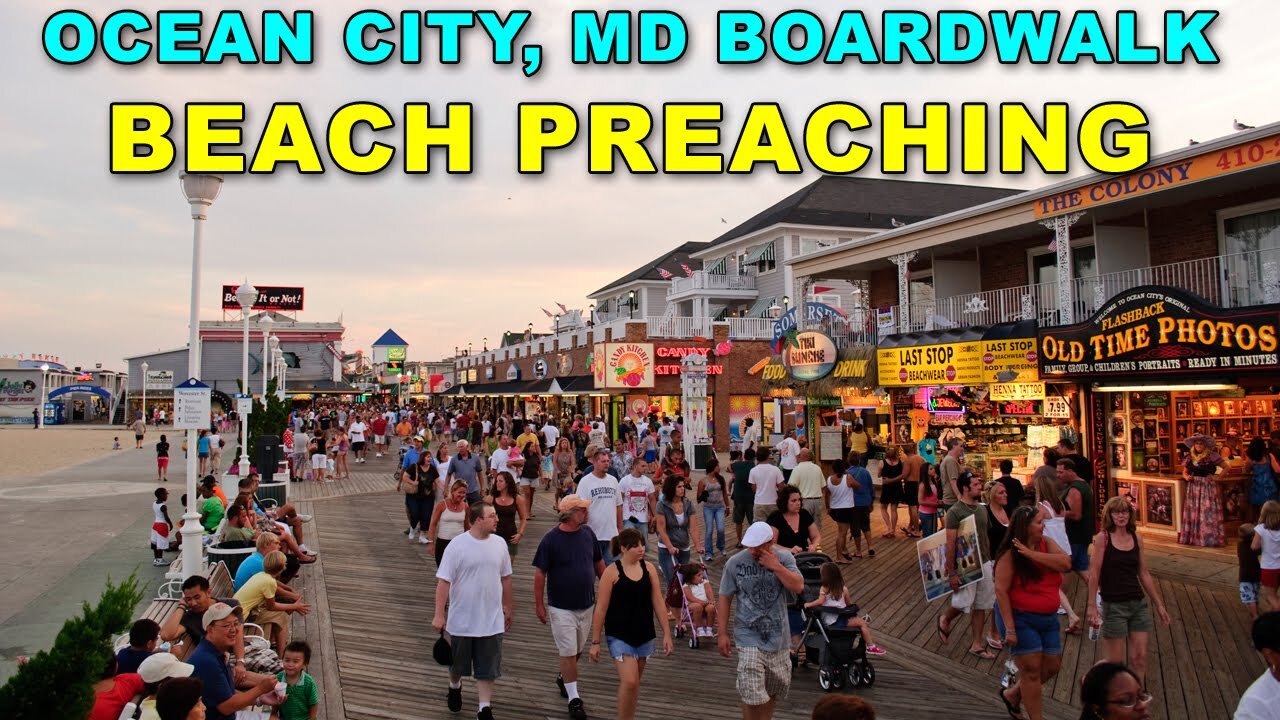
666,270,757,301
888,248,1280,333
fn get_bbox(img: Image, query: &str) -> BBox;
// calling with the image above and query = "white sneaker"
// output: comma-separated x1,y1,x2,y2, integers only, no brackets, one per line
298,514,313,523
153,558,168,566
299,545,317,555
419,535,430,545
409,528,419,540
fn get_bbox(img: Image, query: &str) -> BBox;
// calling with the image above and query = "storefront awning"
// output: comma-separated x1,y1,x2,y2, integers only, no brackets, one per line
743,242,775,265
705,256,727,275
746,295,777,319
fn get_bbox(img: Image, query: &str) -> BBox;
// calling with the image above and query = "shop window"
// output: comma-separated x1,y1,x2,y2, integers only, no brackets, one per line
1029,243,1097,288
1220,201,1280,307
809,293,842,308
798,237,833,256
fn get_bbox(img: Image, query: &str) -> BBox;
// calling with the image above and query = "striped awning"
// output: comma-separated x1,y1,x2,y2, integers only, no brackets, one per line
705,256,728,275
743,242,775,265
747,295,777,318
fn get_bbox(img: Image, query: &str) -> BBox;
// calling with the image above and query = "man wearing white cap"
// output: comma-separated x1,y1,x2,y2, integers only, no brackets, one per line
717,522,803,720
186,602,279,720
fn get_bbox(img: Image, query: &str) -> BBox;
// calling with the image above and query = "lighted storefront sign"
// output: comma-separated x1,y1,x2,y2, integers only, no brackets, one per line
989,382,1047,401
785,331,837,381
981,338,1039,383
878,341,983,386
220,284,305,311
656,364,723,376
594,343,655,389
1038,286,1280,379
533,358,548,379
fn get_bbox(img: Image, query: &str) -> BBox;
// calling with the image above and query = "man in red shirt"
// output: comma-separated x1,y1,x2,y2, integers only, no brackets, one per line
370,415,389,458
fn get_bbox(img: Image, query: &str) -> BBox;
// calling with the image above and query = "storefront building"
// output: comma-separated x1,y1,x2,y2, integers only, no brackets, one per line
791,121,1280,545
0,357,126,425
125,311,350,417
449,319,770,448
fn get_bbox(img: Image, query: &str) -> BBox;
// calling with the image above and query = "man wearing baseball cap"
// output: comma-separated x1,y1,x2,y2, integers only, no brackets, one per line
186,602,278,720
717,522,803,720
532,494,604,720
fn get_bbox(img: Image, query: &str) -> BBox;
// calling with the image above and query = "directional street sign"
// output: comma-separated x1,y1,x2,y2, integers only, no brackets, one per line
174,378,212,430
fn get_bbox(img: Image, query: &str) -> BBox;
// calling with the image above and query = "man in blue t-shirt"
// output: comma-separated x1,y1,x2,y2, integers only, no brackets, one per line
532,495,604,720
187,603,277,720
848,452,877,558
447,440,485,503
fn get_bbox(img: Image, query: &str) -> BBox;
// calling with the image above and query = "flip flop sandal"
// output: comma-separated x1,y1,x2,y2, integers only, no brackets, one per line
968,648,997,659
987,637,1005,650
999,687,1025,719
850,552,863,559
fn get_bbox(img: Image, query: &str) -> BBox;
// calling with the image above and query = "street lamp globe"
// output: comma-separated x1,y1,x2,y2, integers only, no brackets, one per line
259,314,274,330
235,280,258,312
769,303,782,319
40,363,49,373
268,335,280,351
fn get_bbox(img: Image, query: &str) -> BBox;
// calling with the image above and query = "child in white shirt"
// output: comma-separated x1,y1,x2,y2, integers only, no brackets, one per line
681,565,717,638
803,562,885,655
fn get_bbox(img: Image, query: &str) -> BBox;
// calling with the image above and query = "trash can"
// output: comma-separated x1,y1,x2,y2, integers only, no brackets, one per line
693,444,717,471
253,435,283,483
208,544,256,577
255,481,288,509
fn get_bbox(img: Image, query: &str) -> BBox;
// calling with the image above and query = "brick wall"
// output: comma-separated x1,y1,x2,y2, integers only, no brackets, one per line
869,267,897,309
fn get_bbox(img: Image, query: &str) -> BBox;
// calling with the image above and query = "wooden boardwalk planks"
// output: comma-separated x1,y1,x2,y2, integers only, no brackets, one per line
284,448,1265,720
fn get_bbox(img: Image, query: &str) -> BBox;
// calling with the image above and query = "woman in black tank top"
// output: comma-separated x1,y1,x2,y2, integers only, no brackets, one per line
1085,496,1172,690
589,529,673,720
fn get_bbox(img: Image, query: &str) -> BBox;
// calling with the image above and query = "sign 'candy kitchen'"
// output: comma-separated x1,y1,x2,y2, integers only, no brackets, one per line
1037,286,1280,378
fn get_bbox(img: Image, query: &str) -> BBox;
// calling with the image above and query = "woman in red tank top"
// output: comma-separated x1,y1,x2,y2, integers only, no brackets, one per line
994,505,1072,720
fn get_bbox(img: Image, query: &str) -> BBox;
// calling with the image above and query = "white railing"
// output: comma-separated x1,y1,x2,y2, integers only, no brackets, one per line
727,317,774,339
646,316,715,338
668,271,756,297
884,249,1280,334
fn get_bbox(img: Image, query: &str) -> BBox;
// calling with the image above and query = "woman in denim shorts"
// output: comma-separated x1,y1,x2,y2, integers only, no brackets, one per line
994,505,1072,720
1085,496,1172,690
589,529,673,720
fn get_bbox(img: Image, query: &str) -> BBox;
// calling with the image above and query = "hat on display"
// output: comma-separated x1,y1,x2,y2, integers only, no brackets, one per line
138,653,194,684
741,521,775,548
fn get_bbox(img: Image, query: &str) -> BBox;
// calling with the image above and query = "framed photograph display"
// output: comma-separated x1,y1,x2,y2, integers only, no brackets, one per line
1193,401,1205,417
1144,482,1176,528
1115,481,1142,520
1175,400,1190,417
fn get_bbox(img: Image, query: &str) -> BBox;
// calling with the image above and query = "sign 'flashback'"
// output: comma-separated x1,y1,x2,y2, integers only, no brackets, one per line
1037,286,1280,378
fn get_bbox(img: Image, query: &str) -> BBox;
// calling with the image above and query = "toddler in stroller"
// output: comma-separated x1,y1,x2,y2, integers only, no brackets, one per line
794,553,879,691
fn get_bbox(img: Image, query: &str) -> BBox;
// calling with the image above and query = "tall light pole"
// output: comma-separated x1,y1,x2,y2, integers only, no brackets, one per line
260,314,274,396
37,363,49,428
274,346,286,401
180,172,223,580
141,361,149,426
236,280,257,476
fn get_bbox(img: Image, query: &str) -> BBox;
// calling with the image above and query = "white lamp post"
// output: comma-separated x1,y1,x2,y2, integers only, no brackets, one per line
180,172,223,580
37,363,49,428
274,347,287,401
260,315,274,396
235,280,257,476
140,361,149,427
267,335,280,392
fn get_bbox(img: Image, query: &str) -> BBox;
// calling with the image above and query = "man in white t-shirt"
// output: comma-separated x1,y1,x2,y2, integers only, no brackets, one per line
617,459,656,533
749,448,785,523
657,418,674,452
1235,612,1280,720
542,421,560,449
588,421,606,449
574,448,623,564
741,417,760,451
433,502,513,717
490,436,512,481
348,418,368,463
776,431,801,481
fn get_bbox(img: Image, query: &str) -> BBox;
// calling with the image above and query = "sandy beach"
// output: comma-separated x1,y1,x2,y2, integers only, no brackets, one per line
0,425,156,481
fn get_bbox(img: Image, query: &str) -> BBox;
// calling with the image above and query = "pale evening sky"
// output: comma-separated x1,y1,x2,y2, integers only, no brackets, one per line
2,0,1278,371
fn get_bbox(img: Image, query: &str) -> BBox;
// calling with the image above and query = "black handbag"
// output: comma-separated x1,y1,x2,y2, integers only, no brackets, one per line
433,631,453,666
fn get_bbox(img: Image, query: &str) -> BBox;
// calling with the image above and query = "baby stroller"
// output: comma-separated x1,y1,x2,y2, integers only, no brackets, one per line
793,552,876,691
665,561,706,649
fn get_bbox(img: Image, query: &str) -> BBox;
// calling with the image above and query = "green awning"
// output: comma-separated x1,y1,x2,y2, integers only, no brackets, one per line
746,295,777,318
705,256,728,275
743,242,775,265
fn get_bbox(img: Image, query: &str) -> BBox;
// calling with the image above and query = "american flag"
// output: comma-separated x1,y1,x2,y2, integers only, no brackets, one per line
680,263,694,277
657,267,673,279
556,302,569,314
1047,238,1058,252
541,307,554,318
